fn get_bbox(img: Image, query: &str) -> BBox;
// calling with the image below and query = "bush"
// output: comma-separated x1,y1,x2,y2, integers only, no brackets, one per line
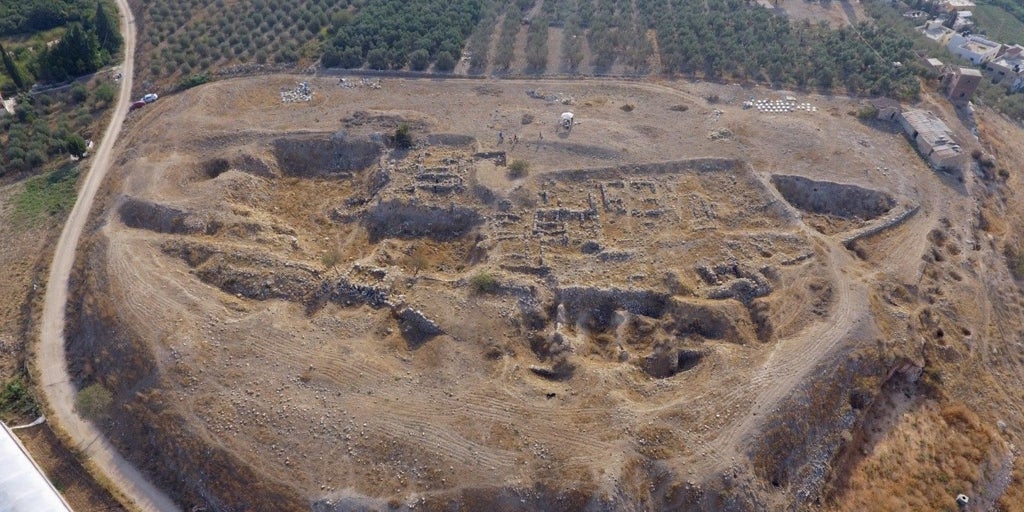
521,113,534,125
856,104,879,119
178,72,210,90
979,155,997,169
1005,244,1024,280
94,82,116,103
0,378,38,418
321,246,341,269
508,159,529,179
394,123,413,149
70,83,88,103
469,271,499,294
620,103,635,112
75,383,112,420
65,133,87,157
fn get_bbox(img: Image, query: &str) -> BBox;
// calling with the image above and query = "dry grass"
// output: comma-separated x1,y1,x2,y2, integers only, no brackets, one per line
832,402,1002,512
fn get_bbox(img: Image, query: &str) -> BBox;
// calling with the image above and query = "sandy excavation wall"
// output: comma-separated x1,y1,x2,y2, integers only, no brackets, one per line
118,197,215,235
272,133,382,178
362,200,482,242
770,174,895,220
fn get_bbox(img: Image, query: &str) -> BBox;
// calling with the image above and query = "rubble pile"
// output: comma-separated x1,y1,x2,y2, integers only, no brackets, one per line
281,82,312,103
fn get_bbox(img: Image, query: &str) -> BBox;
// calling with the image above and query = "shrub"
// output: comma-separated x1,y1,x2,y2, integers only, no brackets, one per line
521,113,534,125
1005,244,1024,280
321,246,341,269
620,103,635,112
179,73,211,91
75,383,113,420
508,159,529,179
0,378,38,417
70,83,88,103
394,123,413,149
65,133,87,157
94,83,116,103
856,104,879,119
469,271,499,294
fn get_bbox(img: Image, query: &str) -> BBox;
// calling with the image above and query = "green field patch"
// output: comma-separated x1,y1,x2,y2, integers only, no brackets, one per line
10,164,79,226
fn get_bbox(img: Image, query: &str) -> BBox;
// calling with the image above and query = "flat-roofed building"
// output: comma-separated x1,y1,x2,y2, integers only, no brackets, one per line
898,109,964,171
947,33,1002,65
922,19,956,45
948,66,982,102
987,44,1024,92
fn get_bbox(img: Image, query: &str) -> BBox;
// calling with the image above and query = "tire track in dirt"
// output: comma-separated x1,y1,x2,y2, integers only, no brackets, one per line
676,171,870,475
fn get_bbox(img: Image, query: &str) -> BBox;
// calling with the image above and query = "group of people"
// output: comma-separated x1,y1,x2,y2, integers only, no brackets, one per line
498,131,541,145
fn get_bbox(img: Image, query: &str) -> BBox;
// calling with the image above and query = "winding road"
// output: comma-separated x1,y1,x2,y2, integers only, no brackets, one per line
36,0,179,510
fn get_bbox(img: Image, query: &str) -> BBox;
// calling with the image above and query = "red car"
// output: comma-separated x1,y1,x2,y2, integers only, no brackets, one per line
128,100,147,112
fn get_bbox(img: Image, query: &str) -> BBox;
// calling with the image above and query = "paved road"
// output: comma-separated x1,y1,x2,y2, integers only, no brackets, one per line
36,0,179,510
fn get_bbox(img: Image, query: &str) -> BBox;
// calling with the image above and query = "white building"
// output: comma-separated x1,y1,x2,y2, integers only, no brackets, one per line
987,44,1024,92
947,33,1002,65
941,0,975,11
921,20,956,45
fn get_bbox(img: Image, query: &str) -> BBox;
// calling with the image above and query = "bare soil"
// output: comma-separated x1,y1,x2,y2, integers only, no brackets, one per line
63,74,1024,510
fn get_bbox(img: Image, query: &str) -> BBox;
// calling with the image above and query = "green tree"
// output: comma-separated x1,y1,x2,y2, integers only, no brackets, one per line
93,1,122,56
434,50,455,72
0,41,27,90
65,134,87,157
408,48,429,71
366,47,387,69
43,23,101,81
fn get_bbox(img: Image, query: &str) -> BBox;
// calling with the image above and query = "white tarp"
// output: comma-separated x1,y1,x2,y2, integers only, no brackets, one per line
560,112,574,121
0,423,73,512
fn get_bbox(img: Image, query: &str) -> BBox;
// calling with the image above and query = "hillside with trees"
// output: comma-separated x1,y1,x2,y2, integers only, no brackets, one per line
1,0,121,178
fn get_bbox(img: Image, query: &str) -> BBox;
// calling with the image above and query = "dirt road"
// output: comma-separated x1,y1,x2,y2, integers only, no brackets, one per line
36,0,179,510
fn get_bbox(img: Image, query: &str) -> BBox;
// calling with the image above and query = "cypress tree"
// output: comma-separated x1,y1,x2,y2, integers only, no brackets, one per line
43,23,101,81
0,42,27,90
93,1,122,56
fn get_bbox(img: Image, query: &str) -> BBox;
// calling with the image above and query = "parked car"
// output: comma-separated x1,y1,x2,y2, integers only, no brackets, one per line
128,100,147,111
142,93,158,103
